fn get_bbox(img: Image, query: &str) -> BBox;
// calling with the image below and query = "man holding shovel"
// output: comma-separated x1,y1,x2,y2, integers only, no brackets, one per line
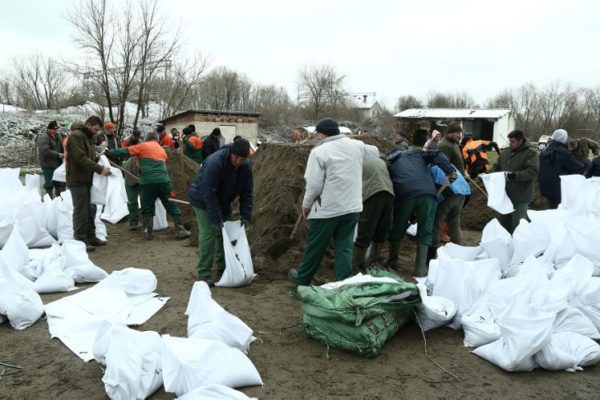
288,118,379,286
188,138,253,286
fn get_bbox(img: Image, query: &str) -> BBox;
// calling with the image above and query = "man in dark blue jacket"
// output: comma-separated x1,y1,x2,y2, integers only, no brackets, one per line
386,149,456,277
539,129,586,209
188,139,253,285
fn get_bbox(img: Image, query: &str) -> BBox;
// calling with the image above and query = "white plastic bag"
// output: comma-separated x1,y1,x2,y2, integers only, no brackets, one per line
480,219,514,273
415,282,457,331
153,199,169,230
56,190,74,243
34,269,75,294
0,283,44,330
161,335,263,397
91,155,111,205
535,332,600,371
186,281,254,353
97,268,157,295
553,307,600,339
52,162,66,183
481,172,514,215
25,174,41,196
95,207,107,241
101,169,129,224
216,221,255,288
436,243,482,261
177,385,255,400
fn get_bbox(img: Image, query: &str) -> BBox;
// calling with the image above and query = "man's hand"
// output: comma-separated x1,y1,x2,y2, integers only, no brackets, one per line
505,172,516,181
447,171,458,183
59,153,65,159
302,207,310,219
100,167,112,176
491,141,501,154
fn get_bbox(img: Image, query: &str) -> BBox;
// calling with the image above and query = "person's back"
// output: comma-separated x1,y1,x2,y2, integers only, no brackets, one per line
123,140,169,185
202,128,222,160
362,158,393,201
388,149,447,201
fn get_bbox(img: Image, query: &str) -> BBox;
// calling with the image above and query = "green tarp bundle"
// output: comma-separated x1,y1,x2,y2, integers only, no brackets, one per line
295,271,421,357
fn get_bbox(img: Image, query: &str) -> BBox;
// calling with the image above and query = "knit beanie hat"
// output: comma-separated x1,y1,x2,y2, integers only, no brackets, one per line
182,126,192,136
211,127,222,137
104,121,115,130
230,138,250,157
188,124,196,132
47,120,59,130
315,118,340,136
156,124,165,133
551,129,568,144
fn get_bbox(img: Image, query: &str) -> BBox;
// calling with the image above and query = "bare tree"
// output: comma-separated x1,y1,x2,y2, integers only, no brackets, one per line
0,79,14,105
12,54,69,109
396,94,422,111
297,65,347,120
426,91,475,108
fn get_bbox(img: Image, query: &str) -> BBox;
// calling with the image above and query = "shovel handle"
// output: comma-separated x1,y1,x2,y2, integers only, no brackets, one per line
437,181,450,195
289,212,304,239
168,198,191,206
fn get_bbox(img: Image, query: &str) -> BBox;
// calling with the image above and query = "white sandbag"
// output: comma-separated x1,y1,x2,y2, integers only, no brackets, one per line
0,283,44,330
186,281,254,353
66,263,109,284
462,296,502,348
0,168,22,189
437,243,482,261
33,269,75,294
161,335,263,396
431,258,500,329
56,190,74,243
480,219,514,273
564,217,600,264
17,214,57,248
216,221,256,288
0,219,14,247
177,384,255,400
573,278,600,330
95,324,163,400
52,162,66,182
559,174,587,211
509,219,550,267
25,174,41,196
101,169,129,224
95,207,107,241
415,282,457,331
472,299,555,372
0,225,29,273
62,239,92,267
153,199,169,230
0,253,35,290
535,332,600,372
551,254,595,302
91,155,111,205
97,268,157,295
481,172,514,214
62,239,108,283
406,223,417,237
553,307,600,339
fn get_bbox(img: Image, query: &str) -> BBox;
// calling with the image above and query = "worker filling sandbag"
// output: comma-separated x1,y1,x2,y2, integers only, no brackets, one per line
294,270,420,358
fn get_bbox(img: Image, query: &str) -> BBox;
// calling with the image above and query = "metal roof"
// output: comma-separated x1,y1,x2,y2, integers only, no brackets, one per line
394,108,511,120
159,109,261,124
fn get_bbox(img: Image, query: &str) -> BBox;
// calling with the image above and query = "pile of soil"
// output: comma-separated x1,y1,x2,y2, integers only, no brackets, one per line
166,150,200,243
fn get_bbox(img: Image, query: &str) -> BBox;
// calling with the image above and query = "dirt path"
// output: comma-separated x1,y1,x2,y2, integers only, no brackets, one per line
0,223,598,400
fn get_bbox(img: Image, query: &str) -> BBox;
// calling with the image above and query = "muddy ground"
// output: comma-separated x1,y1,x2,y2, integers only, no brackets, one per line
1,222,598,400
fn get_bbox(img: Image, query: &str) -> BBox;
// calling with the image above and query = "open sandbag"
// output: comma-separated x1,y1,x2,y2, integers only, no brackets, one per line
436,243,482,261
481,172,514,214
186,281,253,353
415,282,457,331
161,335,263,397
216,221,256,288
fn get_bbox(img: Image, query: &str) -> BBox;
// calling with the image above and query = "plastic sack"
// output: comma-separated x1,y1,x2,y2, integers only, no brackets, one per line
161,335,263,396
216,221,255,288
177,385,255,400
509,219,551,267
481,172,514,215
101,169,129,224
553,307,600,339
0,250,35,291
91,155,111,205
415,282,457,331
186,281,254,353
436,243,482,261
94,323,163,400
25,174,41,196
1,225,29,274
461,296,502,348
97,268,157,295
62,239,108,283
480,219,514,273
52,162,66,183
33,269,75,294
535,332,600,372
153,199,169,231
56,190,74,243
95,207,107,241
0,283,44,330
17,213,56,248
573,278,600,330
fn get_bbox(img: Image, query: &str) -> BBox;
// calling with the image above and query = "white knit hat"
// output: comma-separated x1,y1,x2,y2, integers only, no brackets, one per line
551,129,568,144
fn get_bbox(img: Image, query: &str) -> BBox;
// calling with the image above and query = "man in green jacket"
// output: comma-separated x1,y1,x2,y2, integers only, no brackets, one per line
37,120,66,198
121,156,141,230
66,116,112,252
490,130,539,233
437,123,466,176
352,158,394,271
568,137,600,162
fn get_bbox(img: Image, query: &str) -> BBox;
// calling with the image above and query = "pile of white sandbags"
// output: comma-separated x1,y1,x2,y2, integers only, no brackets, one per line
93,281,261,399
418,175,600,372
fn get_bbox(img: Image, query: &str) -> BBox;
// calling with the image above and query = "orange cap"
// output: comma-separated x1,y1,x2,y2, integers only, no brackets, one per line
104,122,116,129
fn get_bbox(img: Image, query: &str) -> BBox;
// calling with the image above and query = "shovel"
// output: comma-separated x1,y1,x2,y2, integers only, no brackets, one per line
267,211,304,260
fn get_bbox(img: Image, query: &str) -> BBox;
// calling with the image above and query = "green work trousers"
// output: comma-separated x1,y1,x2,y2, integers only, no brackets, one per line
432,194,465,248
70,184,96,242
500,202,529,234
125,183,140,226
295,212,360,286
42,167,65,192
355,191,394,249
194,207,228,279
139,182,181,217
389,195,437,246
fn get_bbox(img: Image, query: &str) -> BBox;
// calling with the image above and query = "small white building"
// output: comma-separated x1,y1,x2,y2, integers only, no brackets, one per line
349,93,383,120
394,108,515,147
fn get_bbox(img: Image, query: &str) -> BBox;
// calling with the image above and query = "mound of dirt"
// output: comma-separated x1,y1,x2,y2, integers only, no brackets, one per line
248,136,396,280
166,150,200,243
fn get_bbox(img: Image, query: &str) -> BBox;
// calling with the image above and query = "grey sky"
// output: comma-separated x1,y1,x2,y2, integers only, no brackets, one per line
1,0,599,109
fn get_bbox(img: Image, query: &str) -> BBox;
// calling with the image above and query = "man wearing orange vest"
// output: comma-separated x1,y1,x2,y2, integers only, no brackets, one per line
107,131,191,240
157,124,175,149
461,134,501,179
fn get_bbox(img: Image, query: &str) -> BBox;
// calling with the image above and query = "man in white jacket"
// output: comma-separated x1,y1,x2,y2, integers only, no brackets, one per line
289,118,379,286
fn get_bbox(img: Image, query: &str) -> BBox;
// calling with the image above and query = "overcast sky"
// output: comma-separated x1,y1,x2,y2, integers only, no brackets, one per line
1,0,599,109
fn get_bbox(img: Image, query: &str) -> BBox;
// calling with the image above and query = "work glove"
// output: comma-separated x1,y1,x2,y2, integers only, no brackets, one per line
505,172,516,181
240,217,250,227
447,171,458,183
491,141,501,154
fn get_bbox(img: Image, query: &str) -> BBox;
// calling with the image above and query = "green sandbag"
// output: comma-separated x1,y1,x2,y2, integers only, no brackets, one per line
295,270,421,357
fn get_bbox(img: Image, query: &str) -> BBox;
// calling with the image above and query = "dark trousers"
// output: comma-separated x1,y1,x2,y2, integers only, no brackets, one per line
355,191,394,249
125,183,140,226
295,213,359,286
389,195,437,246
432,194,465,248
139,182,181,217
70,184,96,241
42,167,65,192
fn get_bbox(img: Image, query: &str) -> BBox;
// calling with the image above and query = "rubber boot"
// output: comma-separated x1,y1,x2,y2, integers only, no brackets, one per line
143,215,154,240
45,189,54,199
172,215,191,239
369,242,383,265
54,186,64,198
414,243,429,277
441,223,450,243
384,241,401,270
426,246,437,264
352,245,368,273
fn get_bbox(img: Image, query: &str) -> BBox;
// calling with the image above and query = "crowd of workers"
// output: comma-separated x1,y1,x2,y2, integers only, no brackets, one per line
36,116,599,286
